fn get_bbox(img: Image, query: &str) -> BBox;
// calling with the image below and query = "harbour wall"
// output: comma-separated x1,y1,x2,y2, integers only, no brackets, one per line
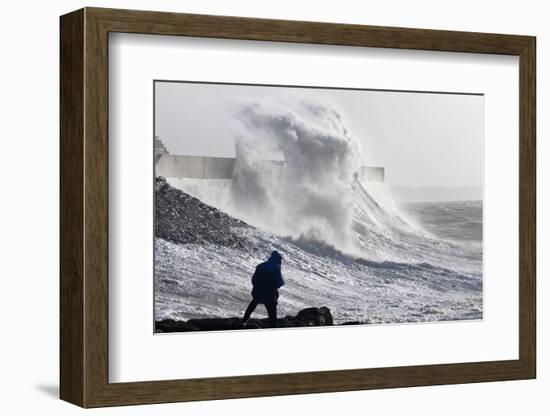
156,154,384,182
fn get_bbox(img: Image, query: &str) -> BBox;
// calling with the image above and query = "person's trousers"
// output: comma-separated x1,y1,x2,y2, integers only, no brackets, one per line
243,299,278,327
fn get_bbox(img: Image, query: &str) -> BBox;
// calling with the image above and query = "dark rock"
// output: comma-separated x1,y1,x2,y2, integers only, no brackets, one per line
154,319,200,333
341,320,371,325
296,307,333,326
155,306,334,333
187,317,244,331
155,176,249,247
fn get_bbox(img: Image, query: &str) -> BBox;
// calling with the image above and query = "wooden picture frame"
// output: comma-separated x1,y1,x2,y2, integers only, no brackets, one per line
60,7,536,408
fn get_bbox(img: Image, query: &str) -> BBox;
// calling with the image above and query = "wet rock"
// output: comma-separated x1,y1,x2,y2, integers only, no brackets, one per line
341,319,371,325
154,319,200,332
295,307,333,326
155,306,334,333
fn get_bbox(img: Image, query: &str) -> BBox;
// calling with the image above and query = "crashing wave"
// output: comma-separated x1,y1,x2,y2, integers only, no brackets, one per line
155,99,482,324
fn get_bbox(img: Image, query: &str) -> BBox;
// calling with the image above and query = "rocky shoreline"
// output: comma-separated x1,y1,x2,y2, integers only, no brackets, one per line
155,176,249,247
155,306,364,333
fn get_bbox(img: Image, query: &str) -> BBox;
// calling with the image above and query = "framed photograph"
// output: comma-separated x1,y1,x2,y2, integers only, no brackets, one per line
60,7,536,408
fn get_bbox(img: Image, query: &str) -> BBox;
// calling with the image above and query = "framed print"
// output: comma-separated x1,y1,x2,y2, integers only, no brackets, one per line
60,7,536,408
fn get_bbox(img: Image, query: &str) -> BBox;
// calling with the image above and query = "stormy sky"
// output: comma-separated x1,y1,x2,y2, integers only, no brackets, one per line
154,81,483,190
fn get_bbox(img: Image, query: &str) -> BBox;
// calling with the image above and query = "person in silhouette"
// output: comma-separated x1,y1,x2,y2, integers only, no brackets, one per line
242,250,285,328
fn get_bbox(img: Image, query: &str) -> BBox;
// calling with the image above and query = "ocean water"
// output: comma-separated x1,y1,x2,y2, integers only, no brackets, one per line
154,182,483,325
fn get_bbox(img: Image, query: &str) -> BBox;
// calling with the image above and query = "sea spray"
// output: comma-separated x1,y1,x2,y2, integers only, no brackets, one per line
229,99,448,265
231,138,275,227
232,100,361,253
167,97,471,267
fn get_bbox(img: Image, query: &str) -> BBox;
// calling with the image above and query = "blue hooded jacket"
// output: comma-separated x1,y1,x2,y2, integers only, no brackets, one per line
251,251,284,303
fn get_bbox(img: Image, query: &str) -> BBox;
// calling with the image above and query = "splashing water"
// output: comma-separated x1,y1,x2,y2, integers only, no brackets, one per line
225,99,480,272
231,100,362,254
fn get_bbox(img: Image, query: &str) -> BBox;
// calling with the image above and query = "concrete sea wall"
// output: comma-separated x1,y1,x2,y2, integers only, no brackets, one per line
156,155,236,179
156,154,384,182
